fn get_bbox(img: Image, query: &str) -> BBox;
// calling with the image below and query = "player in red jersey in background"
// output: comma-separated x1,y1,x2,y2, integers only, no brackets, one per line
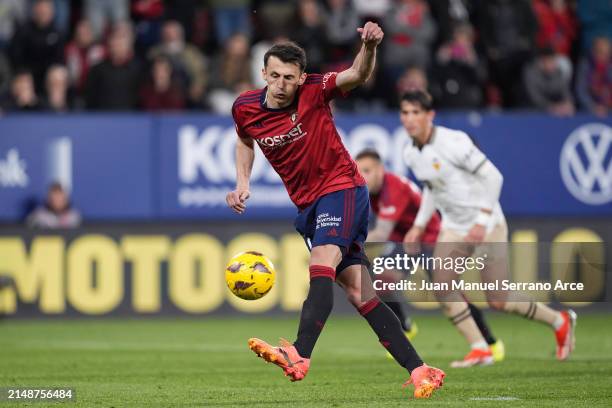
355,149,505,364
227,22,445,398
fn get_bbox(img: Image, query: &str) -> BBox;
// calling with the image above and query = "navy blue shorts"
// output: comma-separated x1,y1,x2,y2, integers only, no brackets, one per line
294,186,370,275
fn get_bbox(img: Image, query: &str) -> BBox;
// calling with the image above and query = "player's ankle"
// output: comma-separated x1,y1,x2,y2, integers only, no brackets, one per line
293,343,310,359
470,340,489,351
552,313,565,330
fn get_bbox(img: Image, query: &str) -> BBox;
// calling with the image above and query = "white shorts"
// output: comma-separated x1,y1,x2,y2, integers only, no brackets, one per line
437,219,509,243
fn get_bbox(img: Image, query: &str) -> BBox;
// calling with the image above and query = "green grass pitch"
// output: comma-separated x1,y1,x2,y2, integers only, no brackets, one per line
1,313,611,407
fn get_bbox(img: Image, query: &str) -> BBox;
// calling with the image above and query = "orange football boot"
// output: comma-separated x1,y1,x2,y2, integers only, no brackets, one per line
555,310,577,361
403,364,445,398
450,348,494,368
248,338,310,382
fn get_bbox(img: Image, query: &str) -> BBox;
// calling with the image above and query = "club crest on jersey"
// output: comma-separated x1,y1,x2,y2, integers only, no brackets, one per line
432,158,441,170
290,112,298,123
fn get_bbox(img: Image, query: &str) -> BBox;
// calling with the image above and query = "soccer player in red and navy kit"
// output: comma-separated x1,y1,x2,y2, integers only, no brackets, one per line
356,148,439,337
355,149,505,363
226,22,445,398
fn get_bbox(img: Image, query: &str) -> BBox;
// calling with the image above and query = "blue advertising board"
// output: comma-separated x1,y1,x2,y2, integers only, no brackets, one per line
0,113,610,222
435,113,612,215
157,112,612,218
0,115,154,220
156,115,297,219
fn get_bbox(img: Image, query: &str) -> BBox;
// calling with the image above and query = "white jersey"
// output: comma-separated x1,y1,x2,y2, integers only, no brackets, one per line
403,125,505,233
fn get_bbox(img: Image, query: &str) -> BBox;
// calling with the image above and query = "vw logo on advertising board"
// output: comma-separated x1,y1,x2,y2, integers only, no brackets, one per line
560,123,612,205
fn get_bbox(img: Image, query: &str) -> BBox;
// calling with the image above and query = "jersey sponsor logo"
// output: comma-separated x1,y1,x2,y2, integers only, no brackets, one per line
256,123,307,149
379,205,396,216
316,212,342,230
0,148,29,188
560,123,612,205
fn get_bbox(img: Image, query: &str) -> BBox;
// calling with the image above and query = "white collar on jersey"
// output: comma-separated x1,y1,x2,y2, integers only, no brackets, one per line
413,126,437,150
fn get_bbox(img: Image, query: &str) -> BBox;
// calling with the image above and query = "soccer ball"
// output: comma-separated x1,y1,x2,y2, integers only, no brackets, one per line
225,251,276,300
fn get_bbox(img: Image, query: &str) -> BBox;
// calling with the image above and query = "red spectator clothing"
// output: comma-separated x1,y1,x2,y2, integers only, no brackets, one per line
590,60,612,107
232,72,365,210
139,82,186,111
533,0,577,56
370,172,440,244
64,42,106,93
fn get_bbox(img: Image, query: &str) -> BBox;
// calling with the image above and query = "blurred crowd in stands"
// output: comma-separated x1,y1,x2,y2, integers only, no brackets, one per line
0,0,609,116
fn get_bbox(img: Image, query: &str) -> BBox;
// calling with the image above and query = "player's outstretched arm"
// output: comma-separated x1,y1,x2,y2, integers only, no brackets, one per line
226,136,254,214
336,21,384,92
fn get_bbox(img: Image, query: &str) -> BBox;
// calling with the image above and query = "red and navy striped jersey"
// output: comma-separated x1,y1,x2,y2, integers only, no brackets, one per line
370,172,440,244
232,72,365,210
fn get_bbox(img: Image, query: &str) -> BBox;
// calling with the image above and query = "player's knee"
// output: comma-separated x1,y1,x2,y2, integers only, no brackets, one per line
488,300,506,311
310,245,342,268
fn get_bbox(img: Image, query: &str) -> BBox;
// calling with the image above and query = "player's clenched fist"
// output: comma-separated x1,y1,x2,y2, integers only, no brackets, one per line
226,189,250,214
357,21,384,47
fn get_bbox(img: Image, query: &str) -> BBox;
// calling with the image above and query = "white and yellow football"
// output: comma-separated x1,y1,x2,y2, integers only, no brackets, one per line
225,251,275,300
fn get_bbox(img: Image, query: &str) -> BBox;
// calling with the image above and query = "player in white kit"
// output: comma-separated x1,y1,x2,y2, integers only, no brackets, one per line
400,90,576,367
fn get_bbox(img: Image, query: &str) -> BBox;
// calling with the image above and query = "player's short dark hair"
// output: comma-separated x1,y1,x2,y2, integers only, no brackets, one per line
400,90,434,111
355,149,382,162
264,42,307,72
